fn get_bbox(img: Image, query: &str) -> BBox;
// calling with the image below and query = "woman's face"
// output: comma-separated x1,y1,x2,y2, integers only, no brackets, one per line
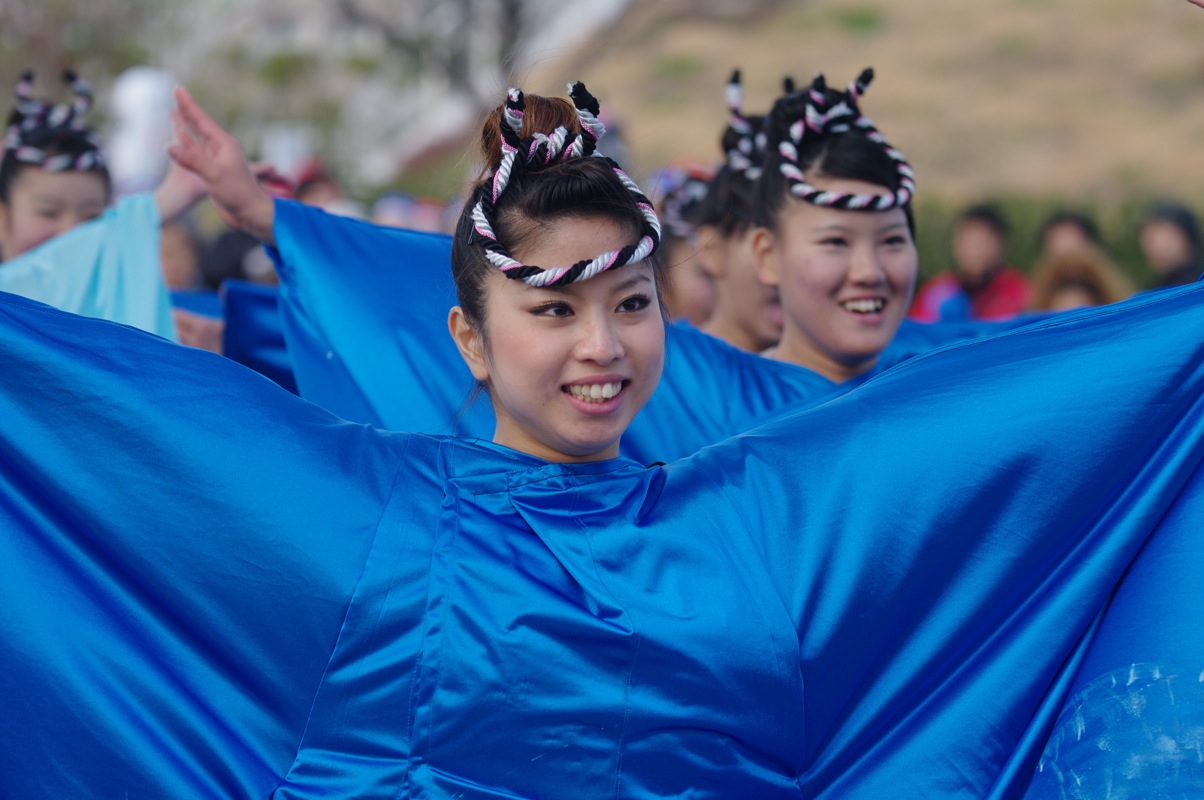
662,237,716,327
753,175,917,383
450,216,665,463
951,219,1004,282
696,224,783,352
0,166,108,260
1139,220,1193,273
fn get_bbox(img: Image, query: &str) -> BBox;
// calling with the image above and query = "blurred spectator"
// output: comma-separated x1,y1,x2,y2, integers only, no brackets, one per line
295,157,365,218
199,229,276,288
1138,201,1202,288
1036,210,1102,261
160,218,203,290
370,190,447,233
911,203,1028,322
197,168,295,289
647,160,716,326
1028,245,1134,312
690,75,782,352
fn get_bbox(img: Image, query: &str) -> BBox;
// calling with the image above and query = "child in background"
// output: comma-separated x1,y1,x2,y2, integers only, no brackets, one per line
0,70,205,340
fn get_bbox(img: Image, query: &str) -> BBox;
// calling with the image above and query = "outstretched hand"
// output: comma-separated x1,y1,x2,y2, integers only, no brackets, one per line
168,87,277,245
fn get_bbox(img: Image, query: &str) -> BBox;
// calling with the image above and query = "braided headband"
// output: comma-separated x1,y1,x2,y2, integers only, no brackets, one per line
469,82,661,288
3,70,105,172
656,164,712,241
775,68,914,210
723,69,766,180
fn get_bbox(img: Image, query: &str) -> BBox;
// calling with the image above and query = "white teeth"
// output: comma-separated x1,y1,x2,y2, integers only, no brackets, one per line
567,382,623,402
842,298,885,314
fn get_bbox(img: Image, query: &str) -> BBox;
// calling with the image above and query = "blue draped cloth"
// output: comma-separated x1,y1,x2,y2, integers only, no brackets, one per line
0,193,177,341
222,279,298,393
270,201,1032,463
171,288,224,318
2,278,1203,797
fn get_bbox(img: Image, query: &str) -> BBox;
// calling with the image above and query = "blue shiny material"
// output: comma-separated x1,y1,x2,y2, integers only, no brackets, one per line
0,193,177,340
2,279,1203,797
274,201,1018,462
222,279,298,393
171,288,223,317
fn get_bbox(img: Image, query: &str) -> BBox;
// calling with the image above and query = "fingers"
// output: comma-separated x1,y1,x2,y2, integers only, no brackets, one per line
172,87,220,145
166,108,204,174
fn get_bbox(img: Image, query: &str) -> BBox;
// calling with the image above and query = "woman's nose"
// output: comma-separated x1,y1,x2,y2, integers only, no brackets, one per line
849,245,886,284
575,314,625,364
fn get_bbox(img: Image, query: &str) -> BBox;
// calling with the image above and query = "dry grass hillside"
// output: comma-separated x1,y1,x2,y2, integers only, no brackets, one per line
526,0,1204,206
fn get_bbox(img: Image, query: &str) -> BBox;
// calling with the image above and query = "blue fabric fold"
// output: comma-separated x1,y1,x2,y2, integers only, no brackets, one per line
222,279,298,393
2,279,1203,797
0,193,177,340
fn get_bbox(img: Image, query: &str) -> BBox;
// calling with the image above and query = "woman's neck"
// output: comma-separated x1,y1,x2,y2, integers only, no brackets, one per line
763,335,875,384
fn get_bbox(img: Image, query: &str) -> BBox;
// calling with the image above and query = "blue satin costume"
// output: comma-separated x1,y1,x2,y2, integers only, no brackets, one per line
2,272,1202,797
271,201,1030,464
0,193,178,341
222,278,299,393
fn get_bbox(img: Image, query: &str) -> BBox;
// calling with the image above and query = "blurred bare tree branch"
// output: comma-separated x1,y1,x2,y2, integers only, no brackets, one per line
0,0,184,109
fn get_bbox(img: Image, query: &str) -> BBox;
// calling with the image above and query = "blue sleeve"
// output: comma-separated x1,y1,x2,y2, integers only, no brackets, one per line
672,281,1204,796
0,291,407,797
0,194,177,340
270,199,492,434
221,278,298,392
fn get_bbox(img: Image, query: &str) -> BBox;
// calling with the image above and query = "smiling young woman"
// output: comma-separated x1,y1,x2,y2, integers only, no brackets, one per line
439,85,666,463
750,70,919,383
4,54,1204,797
449,215,665,462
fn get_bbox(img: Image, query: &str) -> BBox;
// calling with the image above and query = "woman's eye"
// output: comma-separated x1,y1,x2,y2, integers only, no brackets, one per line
617,294,651,313
532,302,573,318
820,237,848,248
883,234,909,247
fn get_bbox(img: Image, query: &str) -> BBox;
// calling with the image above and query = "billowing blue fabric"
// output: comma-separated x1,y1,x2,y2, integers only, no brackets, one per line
1025,458,1204,797
0,193,177,340
274,201,1024,462
887,314,1051,364
222,279,298,393
269,203,483,436
2,281,1203,797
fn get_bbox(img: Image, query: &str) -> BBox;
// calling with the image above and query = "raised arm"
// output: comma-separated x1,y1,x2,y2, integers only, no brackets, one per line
152,156,209,224
168,87,276,244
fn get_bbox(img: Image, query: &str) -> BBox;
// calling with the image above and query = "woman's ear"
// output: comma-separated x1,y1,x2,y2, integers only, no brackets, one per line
448,306,490,383
751,226,780,286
